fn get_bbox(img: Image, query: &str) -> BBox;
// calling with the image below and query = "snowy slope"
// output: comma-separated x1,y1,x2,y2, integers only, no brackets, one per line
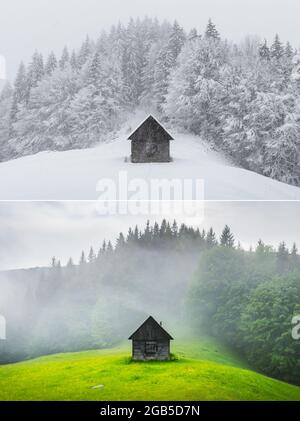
1,127,300,200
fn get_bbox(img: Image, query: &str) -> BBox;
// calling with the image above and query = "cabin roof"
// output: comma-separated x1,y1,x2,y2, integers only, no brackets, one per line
128,316,174,341
127,115,174,142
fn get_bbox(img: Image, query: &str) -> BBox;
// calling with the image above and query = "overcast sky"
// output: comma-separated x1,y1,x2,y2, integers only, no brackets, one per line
0,0,299,81
0,201,300,271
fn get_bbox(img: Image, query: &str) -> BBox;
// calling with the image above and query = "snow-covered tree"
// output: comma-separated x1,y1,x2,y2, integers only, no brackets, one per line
271,34,284,60
259,40,270,60
59,46,70,70
205,19,220,40
45,52,58,76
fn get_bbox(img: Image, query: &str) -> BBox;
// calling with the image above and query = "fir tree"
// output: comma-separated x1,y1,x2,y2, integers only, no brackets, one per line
88,247,96,263
206,227,217,248
70,50,78,71
77,36,92,68
10,61,27,124
271,34,284,60
59,46,70,70
27,51,44,91
115,233,125,250
220,225,235,248
285,41,293,59
277,241,289,273
259,40,270,60
45,52,57,75
205,19,220,40
79,251,86,265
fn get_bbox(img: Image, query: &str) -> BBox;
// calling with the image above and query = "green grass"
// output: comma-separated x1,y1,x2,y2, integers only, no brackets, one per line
0,338,299,401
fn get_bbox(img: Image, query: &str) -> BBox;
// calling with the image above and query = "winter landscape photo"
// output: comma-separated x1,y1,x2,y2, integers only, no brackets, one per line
1,1,300,199
1,0,300,412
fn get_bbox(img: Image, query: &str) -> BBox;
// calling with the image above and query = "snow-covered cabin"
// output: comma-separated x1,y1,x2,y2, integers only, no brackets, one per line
128,115,174,163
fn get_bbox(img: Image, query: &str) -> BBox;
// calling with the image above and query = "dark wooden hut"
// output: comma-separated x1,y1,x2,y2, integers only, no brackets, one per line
128,316,173,361
128,115,174,163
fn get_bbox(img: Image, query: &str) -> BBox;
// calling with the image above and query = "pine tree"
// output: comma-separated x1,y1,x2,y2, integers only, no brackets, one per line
143,220,152,244
45,52,57,75
106,241,113,253
285,42,293,59
115,233,125,250
88,247,96,263
165,21,186,68
70,50,78,71
256,239,266,255
277,241,289,273
79,251,86,265
10,61,27,124
86,50,101,88
206,227,217,248
259,40,270,60
220,225,235,247
271,34,284,60
205,19,220,40
28,51,44,88
290,242,299,270
59,46,70,70
67,257,74,267
188,28,198,40
171,220,178,238
51,257,57,268
77,36,92,68
97,240,107,258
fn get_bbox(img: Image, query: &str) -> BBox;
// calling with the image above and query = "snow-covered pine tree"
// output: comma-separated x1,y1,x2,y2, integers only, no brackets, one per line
77,36,92,69
45,52,58,76
70,50,78,71
26,51,44,102
10,61,28,125
285,42,294,59
0,83,13,158
59,46,70,70
259,40,270,60
270,34,284,60
205,19,220,40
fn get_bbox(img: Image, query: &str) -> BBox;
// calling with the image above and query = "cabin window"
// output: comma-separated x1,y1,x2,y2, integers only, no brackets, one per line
145,341,157,354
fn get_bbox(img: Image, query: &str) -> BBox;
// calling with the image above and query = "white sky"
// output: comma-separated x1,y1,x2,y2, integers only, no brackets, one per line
1,201,300,271
0,0,299,80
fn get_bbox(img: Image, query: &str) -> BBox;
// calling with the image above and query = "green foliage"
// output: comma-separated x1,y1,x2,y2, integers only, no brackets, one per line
240,274,300,383
188,244,300,385
0,339,299,401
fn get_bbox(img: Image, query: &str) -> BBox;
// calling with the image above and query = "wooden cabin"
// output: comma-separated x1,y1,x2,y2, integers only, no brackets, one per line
128,116,174,163
128,316,173,361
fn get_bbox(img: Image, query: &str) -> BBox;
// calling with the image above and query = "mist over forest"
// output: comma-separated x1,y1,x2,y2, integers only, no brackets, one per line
1,17,300,185
1,219,300,385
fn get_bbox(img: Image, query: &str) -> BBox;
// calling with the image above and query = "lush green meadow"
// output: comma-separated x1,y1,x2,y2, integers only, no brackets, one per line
0,338,299,401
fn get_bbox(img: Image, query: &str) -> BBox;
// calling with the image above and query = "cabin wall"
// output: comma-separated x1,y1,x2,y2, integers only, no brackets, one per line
132,340,170,361
131,140,170,163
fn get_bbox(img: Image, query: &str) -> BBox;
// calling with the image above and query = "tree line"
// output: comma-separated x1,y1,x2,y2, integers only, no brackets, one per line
189,239,300,385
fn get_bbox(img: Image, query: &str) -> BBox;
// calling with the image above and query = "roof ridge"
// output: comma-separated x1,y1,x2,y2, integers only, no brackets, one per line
127,115,174,141
128,315,173,340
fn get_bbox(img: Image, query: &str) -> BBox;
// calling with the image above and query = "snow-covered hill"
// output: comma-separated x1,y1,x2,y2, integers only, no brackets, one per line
1,127,300,200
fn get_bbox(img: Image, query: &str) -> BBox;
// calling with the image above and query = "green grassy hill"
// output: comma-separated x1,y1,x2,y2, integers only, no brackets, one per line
0,338,299,401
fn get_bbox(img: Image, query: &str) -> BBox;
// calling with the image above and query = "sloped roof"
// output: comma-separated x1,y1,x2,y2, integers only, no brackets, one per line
128,316,173,341
127,115,174,141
